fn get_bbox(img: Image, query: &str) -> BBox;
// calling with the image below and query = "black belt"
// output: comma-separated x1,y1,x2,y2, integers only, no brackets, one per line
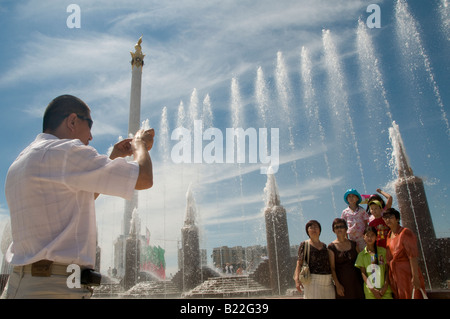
13,260,101,286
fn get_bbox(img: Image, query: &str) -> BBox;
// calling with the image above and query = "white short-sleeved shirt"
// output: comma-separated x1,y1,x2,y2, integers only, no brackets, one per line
5,133,139,268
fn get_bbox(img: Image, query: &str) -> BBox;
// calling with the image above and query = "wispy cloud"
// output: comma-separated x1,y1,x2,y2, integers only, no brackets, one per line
2,0,366,106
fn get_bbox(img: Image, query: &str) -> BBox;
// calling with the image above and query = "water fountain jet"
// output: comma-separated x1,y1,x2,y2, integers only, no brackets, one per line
389,121,442,289
263,167,292,294
180,185,202,291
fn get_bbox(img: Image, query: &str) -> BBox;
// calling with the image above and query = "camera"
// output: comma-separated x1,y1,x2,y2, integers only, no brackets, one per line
81,269,102,286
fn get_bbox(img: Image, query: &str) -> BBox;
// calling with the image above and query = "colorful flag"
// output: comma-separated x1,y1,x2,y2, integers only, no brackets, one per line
141,244,166,279
145,227,150,245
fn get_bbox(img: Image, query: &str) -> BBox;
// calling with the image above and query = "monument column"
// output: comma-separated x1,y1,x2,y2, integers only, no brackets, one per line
181,186,202,291
124,209,141,290
390,122,441,289
263,169,292,294
123,37,145,236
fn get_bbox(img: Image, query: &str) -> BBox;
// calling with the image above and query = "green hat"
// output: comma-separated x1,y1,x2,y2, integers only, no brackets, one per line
369,200,383,209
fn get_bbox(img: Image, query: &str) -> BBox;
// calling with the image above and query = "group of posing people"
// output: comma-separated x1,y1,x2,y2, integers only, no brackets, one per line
294,188,427,299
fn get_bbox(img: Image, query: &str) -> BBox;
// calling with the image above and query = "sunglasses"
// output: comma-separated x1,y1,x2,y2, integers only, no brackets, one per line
76,114,93,129
334,225,347,230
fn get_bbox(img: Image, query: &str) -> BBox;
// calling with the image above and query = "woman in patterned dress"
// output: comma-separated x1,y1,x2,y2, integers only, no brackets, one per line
294,220,335,299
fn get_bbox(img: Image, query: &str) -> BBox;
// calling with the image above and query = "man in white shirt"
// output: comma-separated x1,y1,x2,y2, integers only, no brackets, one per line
1,95,154,298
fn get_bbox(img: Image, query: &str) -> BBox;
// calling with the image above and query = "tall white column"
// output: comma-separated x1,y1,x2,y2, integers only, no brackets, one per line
128,36,145,137
123,37,145,236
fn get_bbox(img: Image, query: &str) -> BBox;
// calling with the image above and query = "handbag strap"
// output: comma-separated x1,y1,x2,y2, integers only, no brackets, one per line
304,240,310,264
412,288,428,299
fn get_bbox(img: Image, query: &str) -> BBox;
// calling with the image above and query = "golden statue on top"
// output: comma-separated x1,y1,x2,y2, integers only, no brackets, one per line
130,36,145,68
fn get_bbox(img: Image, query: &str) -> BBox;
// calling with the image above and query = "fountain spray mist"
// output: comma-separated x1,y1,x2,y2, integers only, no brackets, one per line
202,94,214,129
188,88,199,130
275,52,299,178
300,46,337,215
275,51,295,150
438,0,449,41
160,106,170,164
395,0,450,138
229,77,251,282
322,29,367,193
255,66,270,129
274,51,305,226
356,19,393,171
230,77,245,191
177,100,186,129
255,66,271,161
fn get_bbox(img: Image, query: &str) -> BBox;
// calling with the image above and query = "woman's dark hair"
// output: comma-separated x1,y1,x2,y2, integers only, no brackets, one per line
305,220,321,237
332,218,347,232
43,95,90,132
363,226,379,265
384,208,401,220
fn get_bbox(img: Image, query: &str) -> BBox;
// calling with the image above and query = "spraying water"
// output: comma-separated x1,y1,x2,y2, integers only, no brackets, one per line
188,88,199,130
159,106,170,164
322,29,367,193
275,51,305,226
229,78,249,273
255,66,271,162
263,166,280,208
230,77,245,183
275,51,298,173
202,94,214,129
181,183,203,291
230,78,243,130
356,18,393,171
300,46,337,215
255,66,270,129
275,51,295,150
356,19,393,123
388,121,412,180
177,100,186,129
141,118,150,131
439,0,450,41
395,0,450,138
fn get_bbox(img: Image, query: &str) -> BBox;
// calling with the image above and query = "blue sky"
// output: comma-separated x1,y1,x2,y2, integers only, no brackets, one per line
0,0,449,276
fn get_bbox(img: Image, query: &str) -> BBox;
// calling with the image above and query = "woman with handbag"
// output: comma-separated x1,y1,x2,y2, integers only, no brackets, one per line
294,220,335,299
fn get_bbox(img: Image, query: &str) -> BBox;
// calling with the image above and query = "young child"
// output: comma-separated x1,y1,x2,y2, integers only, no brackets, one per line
341,188,369,251
355,226,393,299
366,188,393,222
368,200,390,248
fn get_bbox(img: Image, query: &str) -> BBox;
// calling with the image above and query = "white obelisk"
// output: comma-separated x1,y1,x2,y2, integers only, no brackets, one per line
123,37,145,236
